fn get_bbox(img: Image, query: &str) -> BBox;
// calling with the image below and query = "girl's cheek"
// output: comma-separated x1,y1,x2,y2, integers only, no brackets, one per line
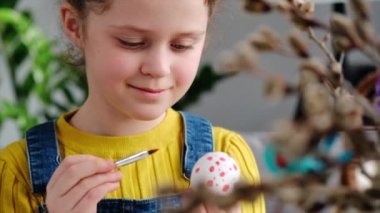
101,55,138,78
175,66,198,88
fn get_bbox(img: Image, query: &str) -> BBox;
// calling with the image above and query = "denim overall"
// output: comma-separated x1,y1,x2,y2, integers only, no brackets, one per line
25,112,214,213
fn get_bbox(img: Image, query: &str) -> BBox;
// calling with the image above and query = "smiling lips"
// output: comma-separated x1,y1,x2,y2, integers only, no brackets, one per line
129,85,166,94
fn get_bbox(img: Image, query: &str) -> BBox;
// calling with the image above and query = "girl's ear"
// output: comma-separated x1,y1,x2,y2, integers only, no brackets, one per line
60,3,84,49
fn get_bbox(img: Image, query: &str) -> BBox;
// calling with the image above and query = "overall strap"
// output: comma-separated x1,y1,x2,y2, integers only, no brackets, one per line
180,112,214,180
26,120,61,194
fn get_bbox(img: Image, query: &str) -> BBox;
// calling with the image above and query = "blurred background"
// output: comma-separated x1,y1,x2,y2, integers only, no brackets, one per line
1,1,380,212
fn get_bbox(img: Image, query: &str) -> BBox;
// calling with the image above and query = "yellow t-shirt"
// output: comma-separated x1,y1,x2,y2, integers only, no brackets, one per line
0,109,265,212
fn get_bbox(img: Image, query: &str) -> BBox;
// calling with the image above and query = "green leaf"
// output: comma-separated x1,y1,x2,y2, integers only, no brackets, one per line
18,72,35,98
52,100,71,113
8,41,28,78
0,8,84,134
62,86,77,104
0,100,22,118
0,0,19,9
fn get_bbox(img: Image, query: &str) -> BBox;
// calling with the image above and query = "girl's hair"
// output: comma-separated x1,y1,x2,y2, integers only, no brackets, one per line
65,0,218,18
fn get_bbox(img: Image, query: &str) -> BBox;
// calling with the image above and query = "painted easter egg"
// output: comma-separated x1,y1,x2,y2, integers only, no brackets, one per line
190,152,240,195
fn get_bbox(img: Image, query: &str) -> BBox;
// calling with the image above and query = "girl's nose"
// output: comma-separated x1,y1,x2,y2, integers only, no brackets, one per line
140,47,171,78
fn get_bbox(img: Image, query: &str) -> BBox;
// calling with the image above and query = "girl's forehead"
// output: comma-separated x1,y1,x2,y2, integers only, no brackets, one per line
87,0,209,33
99,0,208,14
98,0,209,18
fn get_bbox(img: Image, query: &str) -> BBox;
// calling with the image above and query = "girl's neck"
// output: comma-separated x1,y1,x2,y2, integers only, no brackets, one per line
69,100,166,136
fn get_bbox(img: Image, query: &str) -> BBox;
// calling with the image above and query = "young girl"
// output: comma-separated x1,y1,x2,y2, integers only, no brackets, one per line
0,0,265,212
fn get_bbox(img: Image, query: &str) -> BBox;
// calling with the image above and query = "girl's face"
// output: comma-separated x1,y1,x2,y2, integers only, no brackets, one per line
78,0,209,121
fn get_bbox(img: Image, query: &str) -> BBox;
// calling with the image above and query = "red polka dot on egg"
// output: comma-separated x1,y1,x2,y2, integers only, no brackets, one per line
209,166,215,172
223,184,230,192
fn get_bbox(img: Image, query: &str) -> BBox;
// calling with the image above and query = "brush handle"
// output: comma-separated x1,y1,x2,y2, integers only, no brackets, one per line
115,151,150,167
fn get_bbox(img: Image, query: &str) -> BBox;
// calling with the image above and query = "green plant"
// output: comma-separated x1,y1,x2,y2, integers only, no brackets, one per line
0,6,86,134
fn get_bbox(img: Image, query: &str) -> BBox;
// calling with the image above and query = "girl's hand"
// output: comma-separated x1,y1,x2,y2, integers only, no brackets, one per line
183,190,241,213
190,203,241,213
45,155,122,213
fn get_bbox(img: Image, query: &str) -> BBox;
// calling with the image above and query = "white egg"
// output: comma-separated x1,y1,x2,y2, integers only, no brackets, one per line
190,152,240,195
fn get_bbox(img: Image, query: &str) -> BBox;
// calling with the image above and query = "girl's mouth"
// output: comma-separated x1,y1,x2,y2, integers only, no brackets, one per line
129,85,166,94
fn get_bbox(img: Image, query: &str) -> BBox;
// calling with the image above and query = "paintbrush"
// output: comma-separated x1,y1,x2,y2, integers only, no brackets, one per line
115,149,158,167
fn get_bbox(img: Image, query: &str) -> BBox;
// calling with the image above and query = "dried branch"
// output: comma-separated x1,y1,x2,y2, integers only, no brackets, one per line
193,0,380,212
307,27,337,64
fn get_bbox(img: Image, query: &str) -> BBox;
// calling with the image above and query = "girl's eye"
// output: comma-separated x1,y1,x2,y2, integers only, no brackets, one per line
118,39,146,49
171,44,193,51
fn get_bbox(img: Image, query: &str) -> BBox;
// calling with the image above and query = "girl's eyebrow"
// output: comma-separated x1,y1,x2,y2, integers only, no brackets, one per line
175,31,206,39
109,25,152,33
108,24,206,37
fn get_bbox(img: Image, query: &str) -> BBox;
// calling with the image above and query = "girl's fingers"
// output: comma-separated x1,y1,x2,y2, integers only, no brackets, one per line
49,157,115,196
226,203,241,213
48,155,101,190
204,204,224,213
182,189,207,213
204,202,241,213
191,205,208,213
73,181,121,211
62,171,122,208
183,189,241,213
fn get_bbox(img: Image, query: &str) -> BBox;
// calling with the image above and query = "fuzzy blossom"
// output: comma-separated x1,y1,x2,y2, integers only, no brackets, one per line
299,69,319,89
287,0,327,31
299,58,327,83
334,90,363,130
275,185,303,203
217,41,258,74
217,51,242,74
288,29,310,58
331,35,355,52
249,26,281,52
309,111,333,133
264,74,292,100
303,83,333,116
303,83,334,132
330,14,365,49
291,14,325,31
272,120,312,161
243,0,272,13
288,0,314,17
273,0,291,13
355,20,376,44
329,62,342,77
300,58,326,74
328,62,343,88
350,0,370,21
